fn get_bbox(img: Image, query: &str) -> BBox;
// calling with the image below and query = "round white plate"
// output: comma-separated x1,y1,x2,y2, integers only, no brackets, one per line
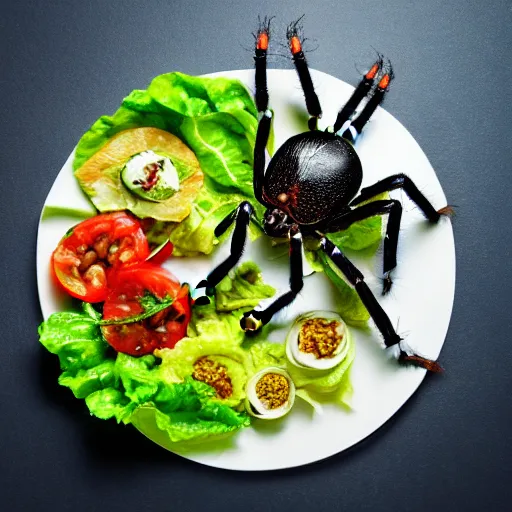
37,69,455,471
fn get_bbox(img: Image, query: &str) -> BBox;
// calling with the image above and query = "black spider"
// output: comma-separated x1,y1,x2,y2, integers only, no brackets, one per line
195,17,452,372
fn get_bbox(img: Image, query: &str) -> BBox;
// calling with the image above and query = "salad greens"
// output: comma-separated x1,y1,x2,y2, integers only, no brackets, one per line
243,339,354,408
38,262,277,444
215,261,276,312
39,251,359,446
73,72,263,254
39,307,250,442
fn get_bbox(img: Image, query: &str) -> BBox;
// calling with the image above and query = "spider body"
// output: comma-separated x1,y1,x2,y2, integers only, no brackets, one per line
262,131,362,226
195,17,451,373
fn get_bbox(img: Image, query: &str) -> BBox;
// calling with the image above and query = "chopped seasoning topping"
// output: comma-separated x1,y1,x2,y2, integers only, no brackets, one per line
255,373,290,410
192,357,233,399
298,318,343,359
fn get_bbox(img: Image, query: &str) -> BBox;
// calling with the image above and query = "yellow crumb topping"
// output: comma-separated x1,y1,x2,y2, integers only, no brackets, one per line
255,373,289,410
298,318,343,359
192,357,233,399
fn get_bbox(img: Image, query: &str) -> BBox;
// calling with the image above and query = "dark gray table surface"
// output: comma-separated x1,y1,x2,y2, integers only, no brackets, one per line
2,1,511,510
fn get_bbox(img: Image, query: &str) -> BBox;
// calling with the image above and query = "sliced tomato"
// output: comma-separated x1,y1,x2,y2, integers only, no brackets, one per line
51,212,150,303
101,263,191,356
147,240,174,265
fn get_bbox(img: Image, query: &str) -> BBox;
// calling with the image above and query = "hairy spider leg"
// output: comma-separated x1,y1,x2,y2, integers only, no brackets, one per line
241,225,304,331
350,173,454,222
252,18,274,207
286,17,322,130
254,16,272,112
194,202,254,304
343,174,453,292
341,68,393,143
318,236,443,373
254,111,272,206
332,56,384,133
321,199,403,294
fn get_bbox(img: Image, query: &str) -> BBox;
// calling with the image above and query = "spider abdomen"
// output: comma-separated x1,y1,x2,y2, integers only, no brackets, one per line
263,131,362,225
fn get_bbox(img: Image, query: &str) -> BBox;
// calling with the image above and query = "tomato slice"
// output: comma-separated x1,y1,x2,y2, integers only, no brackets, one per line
51,212,150,303
147,240,174,265
101,263,191,356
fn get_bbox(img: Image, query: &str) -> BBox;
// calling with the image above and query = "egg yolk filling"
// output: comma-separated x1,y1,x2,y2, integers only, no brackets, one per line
255,373,290,410
192,357,233,399
298,318,344,359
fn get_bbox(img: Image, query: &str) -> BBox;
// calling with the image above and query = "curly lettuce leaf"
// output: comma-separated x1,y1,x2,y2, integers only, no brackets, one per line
215,261,275,312
38,311,110,372
132,399,250,447
246,341,286,372
186,261,274,340
186,301,246,342
38,310,250,442
147,72,257,117
286,330,355,407
58,360,117,399
180,113,255,196
156,337,249,409
73,72,264,255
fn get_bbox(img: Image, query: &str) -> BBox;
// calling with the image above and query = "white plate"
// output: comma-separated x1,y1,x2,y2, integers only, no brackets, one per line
37,69,455,471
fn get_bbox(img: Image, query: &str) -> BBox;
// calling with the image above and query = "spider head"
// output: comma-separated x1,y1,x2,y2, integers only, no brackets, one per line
262,208,295,238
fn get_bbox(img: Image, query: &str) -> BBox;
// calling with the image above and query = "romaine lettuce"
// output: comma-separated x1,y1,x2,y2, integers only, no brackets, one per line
73,72,261,254
39,308,250,441
215,261,275,312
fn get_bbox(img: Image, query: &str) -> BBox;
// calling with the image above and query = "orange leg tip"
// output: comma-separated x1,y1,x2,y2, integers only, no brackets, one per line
290,36,302,55
256,32,269,51
400,353,444,373
365,63,380,80
378,74,391,89
437,205,456,217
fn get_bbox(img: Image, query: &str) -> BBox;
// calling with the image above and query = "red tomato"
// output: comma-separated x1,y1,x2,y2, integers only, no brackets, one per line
147,240,174,265
51,212,150,303
101,264,191,356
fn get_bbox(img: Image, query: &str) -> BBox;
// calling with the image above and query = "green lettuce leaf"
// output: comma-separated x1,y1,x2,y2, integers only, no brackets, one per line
38,310,251,442
187,302,245,342
215,261,275,312
73,72,264,255
131,400,250,447
326,216,383,252
286,329,356,407
326,192,388,252
180,113,255,196
38,311,110,373
58,360,117,399
246,341,286,372
156,337,249,409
